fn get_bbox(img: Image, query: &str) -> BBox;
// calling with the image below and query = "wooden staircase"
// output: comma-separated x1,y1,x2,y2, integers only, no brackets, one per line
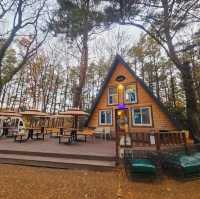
0,150,116,171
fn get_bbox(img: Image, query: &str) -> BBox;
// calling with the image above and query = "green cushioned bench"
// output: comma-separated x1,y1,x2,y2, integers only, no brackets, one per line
163,152,200,178
179,153,200,175
124,150,160,180
131,159,156,174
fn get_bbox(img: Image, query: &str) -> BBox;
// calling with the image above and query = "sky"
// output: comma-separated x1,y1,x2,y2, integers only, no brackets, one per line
0,0,143,68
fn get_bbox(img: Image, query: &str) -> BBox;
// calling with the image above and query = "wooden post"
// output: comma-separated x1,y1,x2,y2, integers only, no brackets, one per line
115,110,119,165
182,131,188,152
156,130,160,151
142,133,145,146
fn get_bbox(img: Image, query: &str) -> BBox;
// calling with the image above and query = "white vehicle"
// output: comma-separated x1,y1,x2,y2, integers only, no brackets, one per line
0,117,5,137
0,116,24,137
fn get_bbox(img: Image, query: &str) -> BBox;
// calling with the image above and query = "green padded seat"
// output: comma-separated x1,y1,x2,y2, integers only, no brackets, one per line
179,155,200,174
131,159,156,174
193,152,200,161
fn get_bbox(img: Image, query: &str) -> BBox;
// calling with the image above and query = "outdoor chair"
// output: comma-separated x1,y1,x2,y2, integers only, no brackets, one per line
77,128,95,142
104,127,112,140
14,129,29,143
45,128,53,135
4,127,18,138
94,127,104,139
50,128,60,138
124,149,160,181
31,128,45,140
58,130,72,144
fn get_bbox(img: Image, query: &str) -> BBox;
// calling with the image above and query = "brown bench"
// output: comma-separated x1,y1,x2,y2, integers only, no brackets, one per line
58,130,72,144
77,129,95,142
14,131,29,143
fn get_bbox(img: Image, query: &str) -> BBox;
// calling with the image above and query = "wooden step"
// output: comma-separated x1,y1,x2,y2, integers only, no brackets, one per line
0,154,116,171
0,149,115,161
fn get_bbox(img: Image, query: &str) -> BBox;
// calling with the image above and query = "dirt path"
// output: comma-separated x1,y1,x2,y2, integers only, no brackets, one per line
0,165,200,199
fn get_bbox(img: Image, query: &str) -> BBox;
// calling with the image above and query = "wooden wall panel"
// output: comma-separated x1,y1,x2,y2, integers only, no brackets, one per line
88,63,177,133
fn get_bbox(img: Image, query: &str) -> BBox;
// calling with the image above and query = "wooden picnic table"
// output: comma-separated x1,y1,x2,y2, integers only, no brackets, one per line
2,126,18,137
14,127,45,143
24,127,44,140
58,128,81,144
68,128,80,142
58,130,72,144
77,129,95,142
2,126,17,129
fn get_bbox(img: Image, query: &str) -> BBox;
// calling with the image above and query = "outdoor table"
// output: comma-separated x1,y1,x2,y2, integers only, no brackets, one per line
14,131,29,143
70,128,79,142
2,126,9,136
58,109,88,142
3,126,18,137
49,128,61,138
24,127,42,140
59,130,72,144
77,129,95,142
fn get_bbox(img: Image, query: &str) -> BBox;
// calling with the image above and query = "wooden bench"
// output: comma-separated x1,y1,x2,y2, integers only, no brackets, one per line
58,130,72,144
32,130,45,140
77,129,95,142
14,131,29,143
49,128,61,138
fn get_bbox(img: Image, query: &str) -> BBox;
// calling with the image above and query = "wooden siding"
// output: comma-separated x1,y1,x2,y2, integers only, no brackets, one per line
88,63,177,133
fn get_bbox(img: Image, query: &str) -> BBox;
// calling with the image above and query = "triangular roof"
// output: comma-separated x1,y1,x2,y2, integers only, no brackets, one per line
86,54,181,129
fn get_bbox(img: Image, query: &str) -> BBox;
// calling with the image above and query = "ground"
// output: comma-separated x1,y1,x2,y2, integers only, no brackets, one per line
1,165,200,199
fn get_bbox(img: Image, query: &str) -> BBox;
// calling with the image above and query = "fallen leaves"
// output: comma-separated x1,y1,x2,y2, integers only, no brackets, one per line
0,165,200,199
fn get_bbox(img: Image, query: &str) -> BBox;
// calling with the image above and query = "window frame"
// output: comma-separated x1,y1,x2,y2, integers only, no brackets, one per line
99,109,113,126
108,87,118,105
124,83,137,104
131,107,152,127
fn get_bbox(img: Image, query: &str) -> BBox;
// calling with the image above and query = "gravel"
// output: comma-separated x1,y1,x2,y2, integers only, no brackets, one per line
0,164,200,199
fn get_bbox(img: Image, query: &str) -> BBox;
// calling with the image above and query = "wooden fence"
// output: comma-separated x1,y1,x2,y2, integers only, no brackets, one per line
120,131,187,151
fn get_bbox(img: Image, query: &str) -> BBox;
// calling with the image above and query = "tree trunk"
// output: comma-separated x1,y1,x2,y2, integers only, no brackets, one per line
11,72,23,109
73,0,89,108
141,61,145,81
0,85,7,108
154,64,160,100
169,66,176,108
180,62,200,142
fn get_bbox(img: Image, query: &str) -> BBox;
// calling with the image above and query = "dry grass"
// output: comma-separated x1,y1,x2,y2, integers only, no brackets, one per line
0,165,200,199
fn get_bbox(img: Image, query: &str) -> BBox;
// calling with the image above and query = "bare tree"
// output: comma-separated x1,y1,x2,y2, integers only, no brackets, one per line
0,0,48,91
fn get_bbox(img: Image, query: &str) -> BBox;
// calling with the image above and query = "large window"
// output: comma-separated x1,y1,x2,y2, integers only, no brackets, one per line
99,110,112,125
108,87,118,105
132,107,152,126
124,84,137,103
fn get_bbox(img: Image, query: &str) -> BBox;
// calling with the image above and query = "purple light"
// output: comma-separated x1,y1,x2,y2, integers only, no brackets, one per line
117,103,126,109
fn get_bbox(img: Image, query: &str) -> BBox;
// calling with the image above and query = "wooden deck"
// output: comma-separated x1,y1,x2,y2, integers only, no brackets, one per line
0,136,116,170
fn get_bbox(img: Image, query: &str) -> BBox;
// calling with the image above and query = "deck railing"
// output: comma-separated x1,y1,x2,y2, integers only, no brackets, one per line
120,131,187,151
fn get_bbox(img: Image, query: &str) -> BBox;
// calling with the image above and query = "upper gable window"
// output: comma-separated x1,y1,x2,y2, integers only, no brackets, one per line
124,84,137,103
108,87,118,105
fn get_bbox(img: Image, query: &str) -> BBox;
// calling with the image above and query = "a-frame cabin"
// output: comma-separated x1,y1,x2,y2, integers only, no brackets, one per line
86,55,180,139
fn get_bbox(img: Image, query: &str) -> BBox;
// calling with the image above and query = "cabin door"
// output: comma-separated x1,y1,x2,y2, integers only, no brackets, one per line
115,109,132,159
116,109,129,134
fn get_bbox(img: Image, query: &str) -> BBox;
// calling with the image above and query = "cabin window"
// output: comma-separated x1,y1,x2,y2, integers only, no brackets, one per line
132,107,152,126
108,87,117,105
99,110,112,125
124,84,137,103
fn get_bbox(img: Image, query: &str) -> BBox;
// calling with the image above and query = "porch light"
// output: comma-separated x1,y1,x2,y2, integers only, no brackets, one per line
117,110,122,116
118,84,124,90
